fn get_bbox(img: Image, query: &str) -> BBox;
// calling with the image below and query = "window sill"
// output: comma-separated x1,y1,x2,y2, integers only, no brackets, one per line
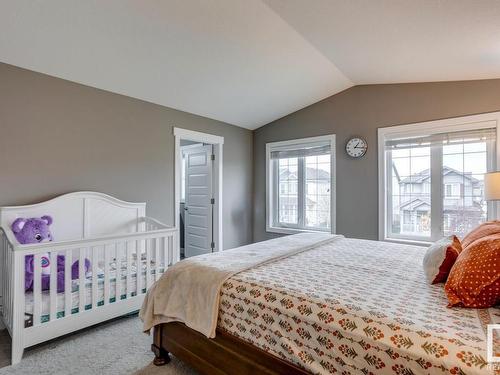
382,237,431,247
266,226,331,235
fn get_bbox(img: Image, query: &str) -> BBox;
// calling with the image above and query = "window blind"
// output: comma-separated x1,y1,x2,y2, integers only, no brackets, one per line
270,142,331,159
385,128,496,150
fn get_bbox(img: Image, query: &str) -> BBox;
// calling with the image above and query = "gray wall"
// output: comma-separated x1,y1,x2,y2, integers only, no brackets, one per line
5,61,500,246
253,80,500,242
0,63,253,250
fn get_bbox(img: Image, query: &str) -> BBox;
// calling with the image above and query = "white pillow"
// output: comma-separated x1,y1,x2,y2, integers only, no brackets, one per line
422,235,461,284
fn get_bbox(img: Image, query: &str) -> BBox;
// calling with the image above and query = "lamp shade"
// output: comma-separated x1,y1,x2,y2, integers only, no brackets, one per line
484,172,500,200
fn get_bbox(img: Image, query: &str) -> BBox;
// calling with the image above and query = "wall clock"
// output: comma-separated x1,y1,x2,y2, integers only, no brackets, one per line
345,137,367,158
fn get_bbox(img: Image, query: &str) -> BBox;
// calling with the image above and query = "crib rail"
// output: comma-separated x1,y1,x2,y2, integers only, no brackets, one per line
0,228,16,334
0,223,177,357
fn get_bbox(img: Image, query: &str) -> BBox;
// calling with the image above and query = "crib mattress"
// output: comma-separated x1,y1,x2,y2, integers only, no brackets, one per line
24,263,164,327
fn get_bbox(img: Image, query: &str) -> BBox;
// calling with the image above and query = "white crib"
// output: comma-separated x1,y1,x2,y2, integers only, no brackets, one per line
0,191,177,365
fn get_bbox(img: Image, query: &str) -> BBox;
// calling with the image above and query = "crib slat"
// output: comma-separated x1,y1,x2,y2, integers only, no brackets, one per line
164,235,169,269
4,238,12,328
11,244,14,327
166,236,169,269
8,247,11,328
92,247,98,308
136,240,142,295
161,236,166,275
78,249,85,313
155,237,160,281
126,242,132,298
8,245,12,328
9,246,13,328
1,237,4,327
146,238,151,288
49,251,58,321
0,236,4,325
11,246,15,327
33,253,42,326
104,244,110,305
173,231,180,263
115,243,122,302
162,236,168,274
64,249,72,317
2,237,8,328
163,235,168,269
168,235,173,268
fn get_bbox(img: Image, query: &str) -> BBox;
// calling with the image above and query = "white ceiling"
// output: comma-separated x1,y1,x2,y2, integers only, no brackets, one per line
1,1,499,130
264,0,500,84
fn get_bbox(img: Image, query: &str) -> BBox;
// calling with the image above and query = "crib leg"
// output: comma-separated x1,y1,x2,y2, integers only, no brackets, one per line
11,336,24,365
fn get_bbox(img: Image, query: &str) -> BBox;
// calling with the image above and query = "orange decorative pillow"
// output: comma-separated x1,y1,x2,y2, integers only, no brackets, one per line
445,234,500,308
461,220,500,249
423,235,462,284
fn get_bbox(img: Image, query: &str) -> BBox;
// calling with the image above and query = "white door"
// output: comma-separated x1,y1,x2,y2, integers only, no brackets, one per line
184,144,213,258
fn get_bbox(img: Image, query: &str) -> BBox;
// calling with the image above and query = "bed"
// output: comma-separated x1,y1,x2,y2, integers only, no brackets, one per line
142,234,499,375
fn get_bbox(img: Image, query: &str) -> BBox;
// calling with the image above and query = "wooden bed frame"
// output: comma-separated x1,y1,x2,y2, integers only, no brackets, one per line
151,322,309,375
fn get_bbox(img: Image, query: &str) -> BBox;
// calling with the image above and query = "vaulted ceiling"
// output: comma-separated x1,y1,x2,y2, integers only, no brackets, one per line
1,1,499,129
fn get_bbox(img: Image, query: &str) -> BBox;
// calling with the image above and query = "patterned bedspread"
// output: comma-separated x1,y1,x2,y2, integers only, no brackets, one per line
217,238,499,374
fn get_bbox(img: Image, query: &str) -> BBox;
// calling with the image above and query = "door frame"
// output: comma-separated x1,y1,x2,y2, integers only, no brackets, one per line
174,127,224,254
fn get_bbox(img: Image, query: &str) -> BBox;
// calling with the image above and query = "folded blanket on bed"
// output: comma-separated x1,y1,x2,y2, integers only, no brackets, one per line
140,232,341,337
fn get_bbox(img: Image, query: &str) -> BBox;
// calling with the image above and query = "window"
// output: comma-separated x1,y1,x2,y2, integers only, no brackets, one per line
379,113,499,243
266,135,335,234
444,183,460,197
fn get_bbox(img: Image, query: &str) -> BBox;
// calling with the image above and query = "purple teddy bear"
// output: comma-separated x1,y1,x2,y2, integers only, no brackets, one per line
11,216,90,292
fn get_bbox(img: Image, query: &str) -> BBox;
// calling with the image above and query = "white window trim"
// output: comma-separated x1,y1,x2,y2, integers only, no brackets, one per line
378,111,500,245
266,134,336,235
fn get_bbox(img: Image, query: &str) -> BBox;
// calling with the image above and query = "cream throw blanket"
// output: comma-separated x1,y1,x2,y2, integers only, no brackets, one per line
140,232,341,338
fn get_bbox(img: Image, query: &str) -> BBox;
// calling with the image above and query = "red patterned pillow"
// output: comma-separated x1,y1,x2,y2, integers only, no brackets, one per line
461,220,500,249
423,235,462,284
445,234,500,308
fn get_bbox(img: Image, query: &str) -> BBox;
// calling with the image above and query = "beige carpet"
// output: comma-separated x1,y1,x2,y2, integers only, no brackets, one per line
0,314,198,375
133,362,195,375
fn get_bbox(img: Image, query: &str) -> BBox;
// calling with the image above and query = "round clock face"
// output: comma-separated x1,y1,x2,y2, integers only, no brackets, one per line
345,137,367,158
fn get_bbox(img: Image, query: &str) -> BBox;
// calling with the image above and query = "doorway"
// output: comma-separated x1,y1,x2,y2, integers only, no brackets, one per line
174,128,223,258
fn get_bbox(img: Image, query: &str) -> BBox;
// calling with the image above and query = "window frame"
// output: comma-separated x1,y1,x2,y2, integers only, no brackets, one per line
266,134,336,235
378,112,500,245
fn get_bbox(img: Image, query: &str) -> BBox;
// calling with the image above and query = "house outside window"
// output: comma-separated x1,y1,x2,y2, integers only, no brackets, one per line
266,135,336,234
379,112,499,244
